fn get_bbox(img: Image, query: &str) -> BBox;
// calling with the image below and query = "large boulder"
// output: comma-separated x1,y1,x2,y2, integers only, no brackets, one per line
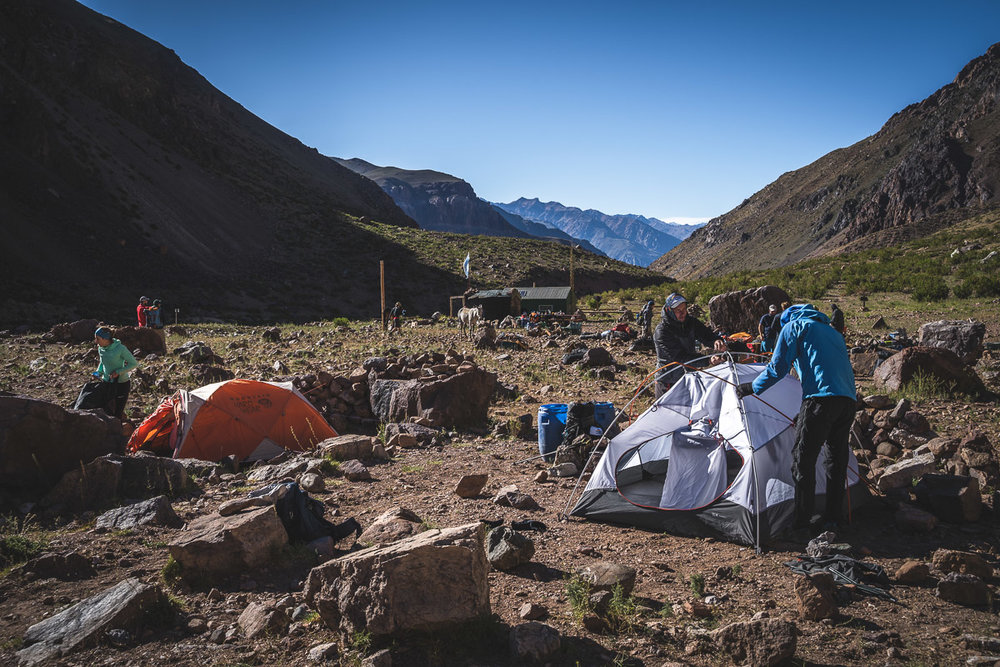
877,454,937,492
873,346,988,397
369,368,497,429
48,319,101,343
918,320,986,365
17,579,167,666
357,507,425,546
168,506,289,578
304,522,489,637
112,326,166,355
318,434,373,461
708,286,791,335
914,474,982,523
709,618,798,666
41,454,190,511
0,395,123,499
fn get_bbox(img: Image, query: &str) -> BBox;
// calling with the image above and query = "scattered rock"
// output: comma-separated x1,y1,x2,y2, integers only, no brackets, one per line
932,549,994,580
304,523,489,637
95,495,183,530
895,504,938,533
298,472,325,493
357,507,424,546
486,527,535,571
386,433,418,450
23,551,96,581
914,474,982,523
493,485,540,510
519,603,547,621
340,459,371,482
794,572,837,621
238,601,289,639
895,561,931,584
509,622,561,663
454,474,489,498
863,394,895,409
936,573,991,606
577,561,637,595
307,642,339,663
877,454,937,491
318,435,373,461
709,618,798,667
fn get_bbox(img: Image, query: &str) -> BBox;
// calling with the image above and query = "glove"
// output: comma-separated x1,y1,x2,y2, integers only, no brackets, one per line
736,383,755,399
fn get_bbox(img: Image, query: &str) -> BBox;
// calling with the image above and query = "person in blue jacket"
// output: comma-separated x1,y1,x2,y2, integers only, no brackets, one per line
736,304,856,533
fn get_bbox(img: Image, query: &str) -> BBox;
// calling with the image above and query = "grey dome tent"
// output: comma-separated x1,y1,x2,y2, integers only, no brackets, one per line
570,359,867,549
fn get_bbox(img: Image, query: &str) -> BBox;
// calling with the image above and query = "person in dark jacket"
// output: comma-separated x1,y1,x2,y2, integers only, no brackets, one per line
653,293,726,396
758,304,781,353
830,303,845,337
737,304,856,534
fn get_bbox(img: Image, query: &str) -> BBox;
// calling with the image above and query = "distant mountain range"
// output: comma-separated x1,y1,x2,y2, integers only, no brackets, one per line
494,198,703,266
333,158,605,255
653,42,1000,278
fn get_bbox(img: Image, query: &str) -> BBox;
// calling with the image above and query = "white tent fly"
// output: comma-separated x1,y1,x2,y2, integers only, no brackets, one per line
570,359,866,549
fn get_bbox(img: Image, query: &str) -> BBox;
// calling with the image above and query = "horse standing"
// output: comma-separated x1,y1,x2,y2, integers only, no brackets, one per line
457,305,483,341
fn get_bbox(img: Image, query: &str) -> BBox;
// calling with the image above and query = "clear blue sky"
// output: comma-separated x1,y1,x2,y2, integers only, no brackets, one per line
79,0,1000,223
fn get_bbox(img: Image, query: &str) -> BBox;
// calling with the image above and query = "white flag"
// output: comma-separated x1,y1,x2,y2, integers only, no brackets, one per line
462,253,471,278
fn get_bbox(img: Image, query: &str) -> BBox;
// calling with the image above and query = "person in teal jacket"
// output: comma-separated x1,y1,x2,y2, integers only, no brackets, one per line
736,304,856,534
93,326,139,419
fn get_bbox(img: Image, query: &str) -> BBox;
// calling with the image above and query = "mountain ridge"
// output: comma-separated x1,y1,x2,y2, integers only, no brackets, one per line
652,42,1000,279
495,197,695,266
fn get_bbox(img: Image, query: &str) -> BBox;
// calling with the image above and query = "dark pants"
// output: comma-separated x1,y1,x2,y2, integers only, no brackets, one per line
792,395,856,527
112,381,131,420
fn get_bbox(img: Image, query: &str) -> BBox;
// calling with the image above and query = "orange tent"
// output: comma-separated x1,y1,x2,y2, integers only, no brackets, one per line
128,379,337,461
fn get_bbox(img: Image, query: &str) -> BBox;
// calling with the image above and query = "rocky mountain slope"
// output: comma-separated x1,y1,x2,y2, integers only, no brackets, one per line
491,207,604,256
0,0,657,326
653,42,1000,279
495,198,687,266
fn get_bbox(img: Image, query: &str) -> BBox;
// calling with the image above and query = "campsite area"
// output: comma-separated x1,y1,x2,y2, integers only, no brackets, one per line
1,294,999,666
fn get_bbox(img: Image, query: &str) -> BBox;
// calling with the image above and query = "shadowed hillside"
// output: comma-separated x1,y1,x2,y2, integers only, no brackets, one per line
653,43,1000,279
0,0,658,326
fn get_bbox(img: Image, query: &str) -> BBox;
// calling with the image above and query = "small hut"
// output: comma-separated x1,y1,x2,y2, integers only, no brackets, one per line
467,288,522,320
517,286,576,314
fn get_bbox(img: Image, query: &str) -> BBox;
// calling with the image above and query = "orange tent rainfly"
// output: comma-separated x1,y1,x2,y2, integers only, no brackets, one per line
128,379,337,461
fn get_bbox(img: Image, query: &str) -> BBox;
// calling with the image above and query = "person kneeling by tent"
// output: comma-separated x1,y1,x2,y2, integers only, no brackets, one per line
736,303,856,534
653,293,726,397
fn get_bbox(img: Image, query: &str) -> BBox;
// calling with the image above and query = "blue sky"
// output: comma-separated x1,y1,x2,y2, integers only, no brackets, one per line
80,0,1000,223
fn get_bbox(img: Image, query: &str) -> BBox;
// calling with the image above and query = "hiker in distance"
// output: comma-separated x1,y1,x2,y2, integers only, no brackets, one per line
736,304,856,535
93,326,139,420
758,303,781,353
653,292,727,397
136,295,150,327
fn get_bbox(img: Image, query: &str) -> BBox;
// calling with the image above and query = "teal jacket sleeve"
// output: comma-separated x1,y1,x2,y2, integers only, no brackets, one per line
115,346,138,381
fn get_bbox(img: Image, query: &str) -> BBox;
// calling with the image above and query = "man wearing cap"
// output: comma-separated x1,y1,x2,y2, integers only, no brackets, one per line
736,304,856,534
758,304,781,353
136,296,150,327
653,292,727,396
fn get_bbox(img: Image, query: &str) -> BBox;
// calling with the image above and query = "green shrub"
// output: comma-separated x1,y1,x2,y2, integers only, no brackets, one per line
565,573,593,621
688,573,706,598
910,276,949,301
332,317,351,327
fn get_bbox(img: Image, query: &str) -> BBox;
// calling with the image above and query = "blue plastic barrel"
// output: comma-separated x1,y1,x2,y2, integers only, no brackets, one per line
537,403,568,462
593,401,615,432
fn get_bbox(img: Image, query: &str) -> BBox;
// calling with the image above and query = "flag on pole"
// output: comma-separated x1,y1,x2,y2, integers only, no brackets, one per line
462,253,471,278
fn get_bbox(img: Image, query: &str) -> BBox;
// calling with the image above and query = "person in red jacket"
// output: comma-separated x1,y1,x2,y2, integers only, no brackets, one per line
136,296,150,327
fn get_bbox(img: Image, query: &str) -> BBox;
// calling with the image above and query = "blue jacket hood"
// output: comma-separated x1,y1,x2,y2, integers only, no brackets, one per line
780,303,830,327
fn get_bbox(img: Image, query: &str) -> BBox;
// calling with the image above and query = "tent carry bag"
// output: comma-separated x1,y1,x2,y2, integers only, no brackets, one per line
73,380,116,412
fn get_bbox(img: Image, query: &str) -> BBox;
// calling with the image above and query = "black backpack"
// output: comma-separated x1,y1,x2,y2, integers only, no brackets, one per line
72,380,115,413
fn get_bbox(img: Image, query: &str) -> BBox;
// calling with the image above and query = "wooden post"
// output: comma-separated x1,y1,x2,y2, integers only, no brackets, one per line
569,244,574,293
380,260,386,330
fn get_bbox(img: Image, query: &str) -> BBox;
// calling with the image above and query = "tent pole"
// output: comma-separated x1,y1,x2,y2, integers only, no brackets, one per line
726,354,765,554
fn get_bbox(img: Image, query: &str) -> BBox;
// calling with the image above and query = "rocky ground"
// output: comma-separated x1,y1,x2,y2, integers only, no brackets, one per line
1,309,999,666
